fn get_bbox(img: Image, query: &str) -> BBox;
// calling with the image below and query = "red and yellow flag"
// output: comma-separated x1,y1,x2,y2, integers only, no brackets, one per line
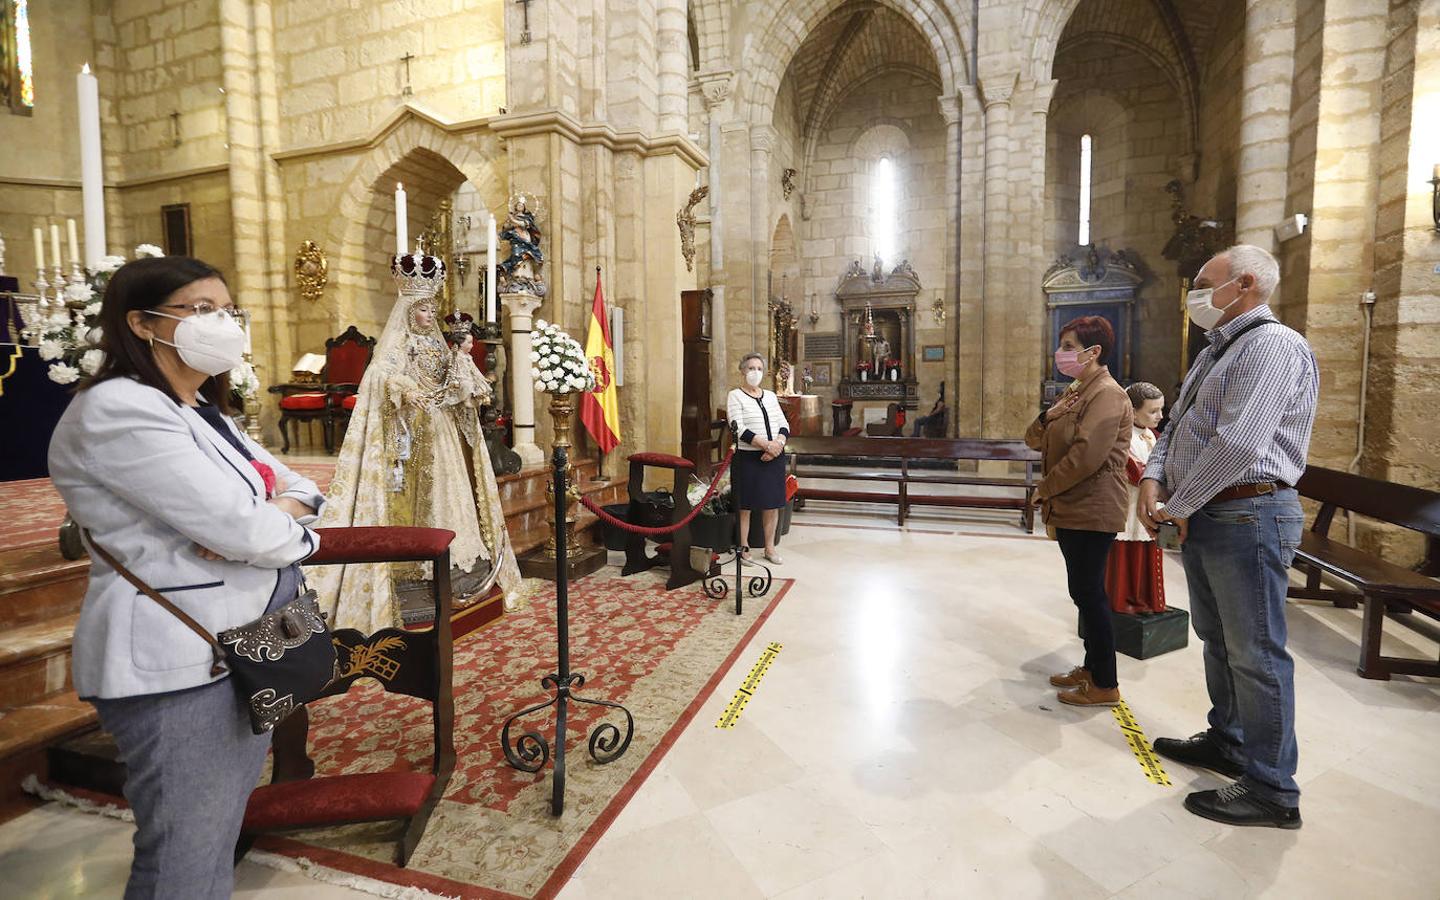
580,270,621,453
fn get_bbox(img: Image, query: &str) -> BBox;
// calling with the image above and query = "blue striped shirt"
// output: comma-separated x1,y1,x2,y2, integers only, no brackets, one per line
1143,304,1319,520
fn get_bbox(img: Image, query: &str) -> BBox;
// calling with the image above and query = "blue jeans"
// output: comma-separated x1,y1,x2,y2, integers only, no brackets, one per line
1179,489,1305,807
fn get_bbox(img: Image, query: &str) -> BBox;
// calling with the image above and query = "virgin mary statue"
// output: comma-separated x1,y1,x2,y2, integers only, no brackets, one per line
313,253,523,632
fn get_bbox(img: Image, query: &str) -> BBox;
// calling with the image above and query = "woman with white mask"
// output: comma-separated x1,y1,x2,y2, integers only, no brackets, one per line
48,256,324,899
726,352,791,564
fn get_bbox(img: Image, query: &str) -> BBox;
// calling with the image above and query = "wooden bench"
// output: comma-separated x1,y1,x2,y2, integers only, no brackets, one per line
1287,466,1440,680
784,435,1041,531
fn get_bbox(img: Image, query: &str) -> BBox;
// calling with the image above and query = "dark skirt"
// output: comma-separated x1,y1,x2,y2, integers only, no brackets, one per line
732,449,788,510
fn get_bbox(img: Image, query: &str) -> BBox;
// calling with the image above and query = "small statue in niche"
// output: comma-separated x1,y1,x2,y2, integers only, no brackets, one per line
892,259,915,279
872,254,885,282
498,195,547,296
846,258,865,279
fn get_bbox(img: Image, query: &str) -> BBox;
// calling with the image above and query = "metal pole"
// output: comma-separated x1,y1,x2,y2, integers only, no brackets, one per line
551,442,569,816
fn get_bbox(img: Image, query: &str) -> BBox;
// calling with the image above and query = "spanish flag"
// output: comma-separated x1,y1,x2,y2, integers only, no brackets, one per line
580,269,621,453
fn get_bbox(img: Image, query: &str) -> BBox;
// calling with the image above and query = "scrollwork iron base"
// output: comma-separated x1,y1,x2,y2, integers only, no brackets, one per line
701,551,774,615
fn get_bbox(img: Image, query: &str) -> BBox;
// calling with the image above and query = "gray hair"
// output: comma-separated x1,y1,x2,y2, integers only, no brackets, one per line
1126,381,1163,408
1223,244,1280,300
738,352,765,372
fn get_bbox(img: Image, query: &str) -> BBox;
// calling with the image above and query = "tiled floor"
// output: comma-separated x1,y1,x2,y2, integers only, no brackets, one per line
2,503,1438,898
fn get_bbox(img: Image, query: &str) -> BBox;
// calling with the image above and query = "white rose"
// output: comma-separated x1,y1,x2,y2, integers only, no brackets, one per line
134,243,164,259
535,318,548,329
47,362,81,385
84,301,102,317
80,348,105,375
65,282,96,303
531,366,542,379
86,326,103,346
38,339,64,361
92,255,126,275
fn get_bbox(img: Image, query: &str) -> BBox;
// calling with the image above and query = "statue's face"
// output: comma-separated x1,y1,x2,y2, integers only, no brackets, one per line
412,302,435,330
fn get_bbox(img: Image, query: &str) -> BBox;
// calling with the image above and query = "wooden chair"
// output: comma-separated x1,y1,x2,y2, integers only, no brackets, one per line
268,326,376,454
621,452,701,590
865,403,907,436
236,525,457,866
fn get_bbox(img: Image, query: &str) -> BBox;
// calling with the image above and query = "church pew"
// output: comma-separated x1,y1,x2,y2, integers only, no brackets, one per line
784,435,1041,531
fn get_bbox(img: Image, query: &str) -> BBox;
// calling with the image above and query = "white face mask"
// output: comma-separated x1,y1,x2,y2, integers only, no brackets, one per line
149,310,247,377
744,369,764,387
1186,277,1242,331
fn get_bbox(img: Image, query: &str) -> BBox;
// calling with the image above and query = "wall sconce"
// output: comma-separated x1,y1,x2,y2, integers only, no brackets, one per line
931,297,946,325
1431,164,1440,231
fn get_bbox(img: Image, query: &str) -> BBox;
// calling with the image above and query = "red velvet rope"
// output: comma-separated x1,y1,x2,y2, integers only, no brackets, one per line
579,449,737,536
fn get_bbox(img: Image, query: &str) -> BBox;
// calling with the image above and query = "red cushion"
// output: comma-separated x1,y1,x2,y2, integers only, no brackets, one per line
243,771,436,832
307,526,456,565
339,394,358,410
841,427,863,437
627,452,694,471
279,392,327,411
831,399,854,408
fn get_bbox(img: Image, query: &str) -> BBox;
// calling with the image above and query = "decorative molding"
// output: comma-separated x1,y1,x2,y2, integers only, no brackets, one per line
749,125,777,154
272,103,500,163
677,185,710,272
781,168,797,200
696,69,735,111
492,109,710,170
0,163,231,191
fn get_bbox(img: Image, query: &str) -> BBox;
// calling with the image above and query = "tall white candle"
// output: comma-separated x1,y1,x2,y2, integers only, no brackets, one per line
77,64,106,271
33,227,45,270
242,311,254,356
485,212,497,322
50,224,62,270
66,219,79,266
395,183,408,254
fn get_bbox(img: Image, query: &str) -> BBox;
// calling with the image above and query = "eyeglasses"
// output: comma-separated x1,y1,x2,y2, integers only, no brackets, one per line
156,302,245,322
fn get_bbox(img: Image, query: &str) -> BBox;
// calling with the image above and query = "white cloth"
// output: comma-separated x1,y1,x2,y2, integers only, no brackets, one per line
1119,425,1156,542
726,388,791,451
48,377,323,698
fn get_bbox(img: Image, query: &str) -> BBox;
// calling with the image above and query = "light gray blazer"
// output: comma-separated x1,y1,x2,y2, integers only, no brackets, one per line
48,377,325,699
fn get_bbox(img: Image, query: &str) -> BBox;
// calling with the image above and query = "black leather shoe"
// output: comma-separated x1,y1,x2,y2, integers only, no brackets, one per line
1184,783,1302,829
1152,732,1245,779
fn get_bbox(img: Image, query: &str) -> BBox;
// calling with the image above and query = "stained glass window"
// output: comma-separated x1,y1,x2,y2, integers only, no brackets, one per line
14,0,32,109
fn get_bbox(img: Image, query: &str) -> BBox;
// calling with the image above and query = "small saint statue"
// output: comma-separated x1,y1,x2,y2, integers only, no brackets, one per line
498,195,547,296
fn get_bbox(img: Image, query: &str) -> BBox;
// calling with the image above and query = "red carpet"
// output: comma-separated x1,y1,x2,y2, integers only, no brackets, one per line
0,463,335,550
253,568,791,898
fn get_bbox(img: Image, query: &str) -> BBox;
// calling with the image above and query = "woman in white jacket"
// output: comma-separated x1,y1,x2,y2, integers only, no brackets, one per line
726,353,791,564
48,256,323,899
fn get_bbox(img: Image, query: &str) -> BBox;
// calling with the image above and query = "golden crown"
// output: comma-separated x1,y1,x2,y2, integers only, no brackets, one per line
391,253,446,299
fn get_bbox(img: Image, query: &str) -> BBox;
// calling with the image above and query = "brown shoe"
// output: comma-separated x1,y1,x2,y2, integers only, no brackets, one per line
1048,666,1092,688
1057,682,1121,707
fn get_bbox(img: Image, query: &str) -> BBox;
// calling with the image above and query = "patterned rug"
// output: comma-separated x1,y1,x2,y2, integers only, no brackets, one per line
0,463,335,550
253,568,791,899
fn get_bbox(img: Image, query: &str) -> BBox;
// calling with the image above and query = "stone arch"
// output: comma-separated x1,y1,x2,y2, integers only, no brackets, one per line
742,0,969,128
688,0,730,74
769,213,801,296
324,116,505,334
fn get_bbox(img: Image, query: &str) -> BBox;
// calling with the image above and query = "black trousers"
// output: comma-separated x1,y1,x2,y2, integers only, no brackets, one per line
1056,528,1119,689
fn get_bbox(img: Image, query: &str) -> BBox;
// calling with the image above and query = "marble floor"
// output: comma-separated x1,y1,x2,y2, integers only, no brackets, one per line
2,503,1438,898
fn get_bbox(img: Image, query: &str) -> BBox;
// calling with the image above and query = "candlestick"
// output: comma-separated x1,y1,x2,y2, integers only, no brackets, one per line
486,212,497,322
66,219,79,266
395,183,408,254
78,64,107,271
33,227,45,271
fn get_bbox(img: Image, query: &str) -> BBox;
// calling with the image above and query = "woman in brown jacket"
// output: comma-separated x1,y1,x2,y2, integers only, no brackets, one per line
1024,315,1132,707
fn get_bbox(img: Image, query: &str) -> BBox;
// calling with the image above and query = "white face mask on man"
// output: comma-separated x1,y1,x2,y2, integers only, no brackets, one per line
1185,277,1243,331
148,310,247,377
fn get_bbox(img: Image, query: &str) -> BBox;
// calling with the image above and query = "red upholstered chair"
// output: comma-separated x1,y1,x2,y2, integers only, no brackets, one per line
236,526,457,867
268,326,375,454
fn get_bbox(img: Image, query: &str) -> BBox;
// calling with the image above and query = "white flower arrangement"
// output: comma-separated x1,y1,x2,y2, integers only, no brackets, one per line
80,348,105,376
529,319,596,395
229,360,261,402
92,255,126,275
47,362,80,385
134,243,165,259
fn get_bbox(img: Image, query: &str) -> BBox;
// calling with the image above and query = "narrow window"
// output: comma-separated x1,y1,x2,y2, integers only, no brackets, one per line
872,156,897,265
1078,134,1092,246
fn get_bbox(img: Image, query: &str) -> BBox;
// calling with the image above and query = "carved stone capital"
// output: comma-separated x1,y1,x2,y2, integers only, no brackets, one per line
978,72,1018,111
697,69,735,111
750,124,778,154
937,94,962,126
1032,78,1059,114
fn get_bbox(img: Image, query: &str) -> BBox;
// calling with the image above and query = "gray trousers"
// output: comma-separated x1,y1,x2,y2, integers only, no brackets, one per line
92,565,300,900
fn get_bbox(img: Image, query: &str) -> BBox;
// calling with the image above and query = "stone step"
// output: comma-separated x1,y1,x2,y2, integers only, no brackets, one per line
0,690,97,764
0,545,88,631
0,615,80,710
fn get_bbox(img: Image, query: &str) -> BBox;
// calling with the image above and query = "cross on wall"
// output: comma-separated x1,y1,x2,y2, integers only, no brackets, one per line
516,0,534,45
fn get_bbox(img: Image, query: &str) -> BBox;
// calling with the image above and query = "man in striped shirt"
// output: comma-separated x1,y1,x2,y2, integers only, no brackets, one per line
1138,244,1318,830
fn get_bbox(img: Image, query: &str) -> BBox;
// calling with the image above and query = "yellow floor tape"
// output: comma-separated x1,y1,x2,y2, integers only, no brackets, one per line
1112,699,1172,786
715,642,783,729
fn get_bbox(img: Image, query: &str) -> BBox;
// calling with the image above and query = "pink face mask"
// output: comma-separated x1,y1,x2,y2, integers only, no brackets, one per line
1054,347,1093,378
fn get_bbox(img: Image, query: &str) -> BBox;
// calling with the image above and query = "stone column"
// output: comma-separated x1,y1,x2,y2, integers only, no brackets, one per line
655,0,689,134
700,73,733,406
979,78,1014,437
503,292,546,468
939,93,963,436
749,125,777,355
1236,0,1298,252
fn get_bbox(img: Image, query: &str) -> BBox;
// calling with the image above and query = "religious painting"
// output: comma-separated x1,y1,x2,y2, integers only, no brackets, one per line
809,362,832,387
922,345,945,362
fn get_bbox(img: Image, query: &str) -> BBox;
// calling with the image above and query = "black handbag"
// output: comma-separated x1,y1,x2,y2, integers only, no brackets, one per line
86,533,338,734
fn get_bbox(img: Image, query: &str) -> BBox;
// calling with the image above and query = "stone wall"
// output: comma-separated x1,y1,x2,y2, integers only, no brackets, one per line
1048,42,1187,393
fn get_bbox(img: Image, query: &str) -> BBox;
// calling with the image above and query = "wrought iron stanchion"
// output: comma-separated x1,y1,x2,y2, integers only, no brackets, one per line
702,423,773,614
500,440,635,815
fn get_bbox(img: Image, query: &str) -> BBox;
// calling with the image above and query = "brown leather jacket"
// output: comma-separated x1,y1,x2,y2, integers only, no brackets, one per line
1024,370,1131,533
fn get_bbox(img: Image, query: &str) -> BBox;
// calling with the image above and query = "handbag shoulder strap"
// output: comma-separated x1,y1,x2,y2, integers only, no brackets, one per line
82,530,228,677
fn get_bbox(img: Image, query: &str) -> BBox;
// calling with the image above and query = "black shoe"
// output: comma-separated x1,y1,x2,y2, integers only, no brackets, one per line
1152,732,1246,779
1184,782,1301,829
